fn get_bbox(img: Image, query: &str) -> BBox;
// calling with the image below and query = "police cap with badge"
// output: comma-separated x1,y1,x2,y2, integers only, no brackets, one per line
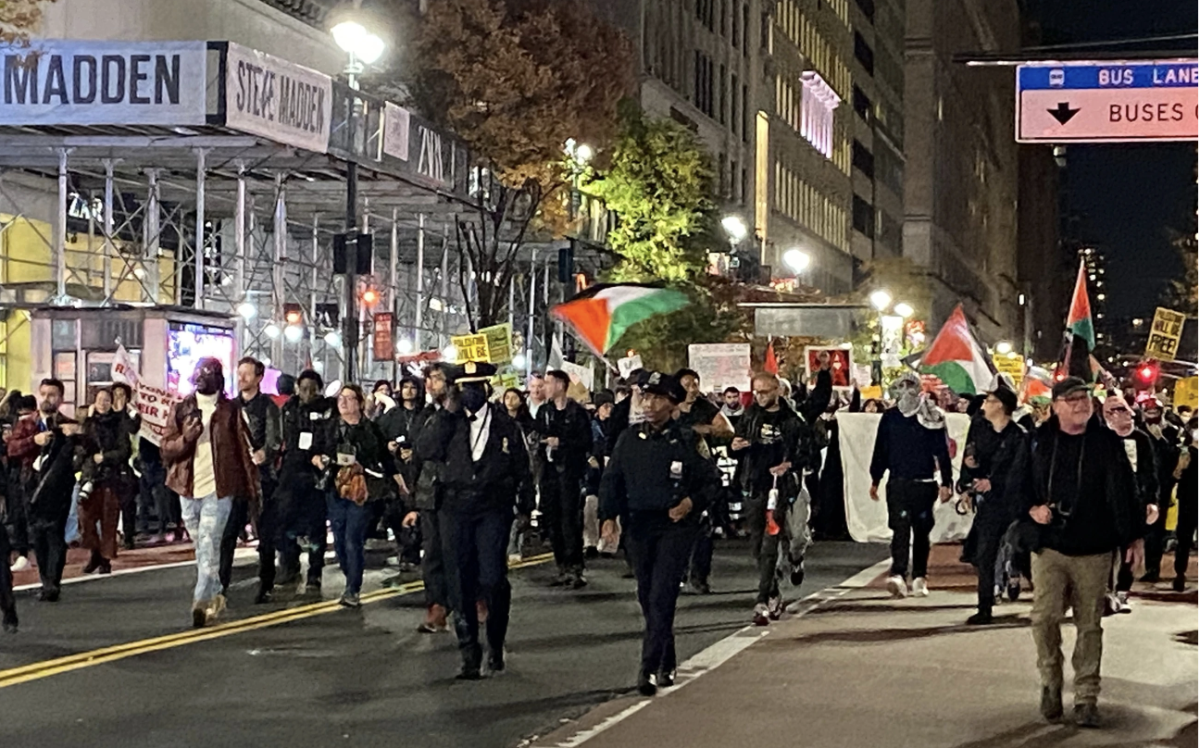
640,371,686,404
455,361,497,386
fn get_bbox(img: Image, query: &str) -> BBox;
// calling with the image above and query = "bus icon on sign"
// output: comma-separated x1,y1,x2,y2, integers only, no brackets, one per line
1049,69,1065,87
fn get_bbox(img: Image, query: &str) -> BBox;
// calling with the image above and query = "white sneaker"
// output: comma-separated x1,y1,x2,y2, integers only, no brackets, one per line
768,595,783,620
508,553,523,565
912,577,929,597
752,603,770,626
10,556,29,572
886,575,908,599
1116,591,1132,614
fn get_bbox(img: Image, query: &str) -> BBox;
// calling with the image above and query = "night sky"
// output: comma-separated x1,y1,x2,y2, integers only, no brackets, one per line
1028,0,1198,319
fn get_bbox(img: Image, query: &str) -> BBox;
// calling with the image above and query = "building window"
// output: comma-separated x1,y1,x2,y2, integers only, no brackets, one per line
854,0,875,23
719,64,727,124
852,139,874,178
854,32,874,76
720,0,727,36
732,3,740,50
852,194,874,238
852,84,871,121
731,73,740,135
742,4,750,54
696,0,714,30
694,51,714,116
799,71,840,159
742,83,750,142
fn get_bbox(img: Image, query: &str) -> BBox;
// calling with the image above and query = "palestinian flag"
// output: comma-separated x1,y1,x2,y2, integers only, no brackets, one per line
1020,365,1054,404
551,284,689,357
919,304,993,396
1066,260,1095,351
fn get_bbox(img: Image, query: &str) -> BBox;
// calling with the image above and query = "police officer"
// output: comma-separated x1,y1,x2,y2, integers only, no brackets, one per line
418,362,534,678
600,372,721,697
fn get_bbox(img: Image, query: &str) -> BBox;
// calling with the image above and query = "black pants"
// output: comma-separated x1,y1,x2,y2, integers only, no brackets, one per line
119,479,138,545
540,466,585,574
685,511,714,586
5,471,30,555
384,499,421,566
0,519,16,627
886,480,938,579
421,508,450,609
974,516,1007,614
30,503,69,594
256,494,282,591
443,506,513,669
625,514,697,676
279,478,327,586
1143,501,1169,577
745,495,784,605
1175,509,1197,579
138,459,178,535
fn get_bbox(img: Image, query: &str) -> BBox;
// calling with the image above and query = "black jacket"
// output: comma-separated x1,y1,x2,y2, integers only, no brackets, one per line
416,403,534,516
869,408,953,487
79,410,134,486
1022,416,1141,556
235,390,282,480
969,420,1027,527
532,398,593,475
319,416,399,503
732,398,813,497
412,403,447,511
600,420,721,521
278,395,334,482
28,414,80,517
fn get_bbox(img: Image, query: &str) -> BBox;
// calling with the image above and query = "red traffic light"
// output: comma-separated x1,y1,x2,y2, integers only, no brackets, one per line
361,288,380,306
283,302,303,325
1133,361,1159,389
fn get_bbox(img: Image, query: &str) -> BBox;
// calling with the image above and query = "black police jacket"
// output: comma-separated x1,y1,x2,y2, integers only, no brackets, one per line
418,403,534,516
600,420,721,521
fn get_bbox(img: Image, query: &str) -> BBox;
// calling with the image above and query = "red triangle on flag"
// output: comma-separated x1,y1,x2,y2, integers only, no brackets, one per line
765,340,779,374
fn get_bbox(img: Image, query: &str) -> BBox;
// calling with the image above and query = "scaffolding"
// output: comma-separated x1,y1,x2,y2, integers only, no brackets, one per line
0,76,613,387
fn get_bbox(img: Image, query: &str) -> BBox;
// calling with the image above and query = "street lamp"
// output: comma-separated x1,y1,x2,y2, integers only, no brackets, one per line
995,340,1014,355
782,248,810,274
264,323,282,340
893,302,914,319
721,215,748,244
330,17,385,386
236,301,257,320
869,289,892,312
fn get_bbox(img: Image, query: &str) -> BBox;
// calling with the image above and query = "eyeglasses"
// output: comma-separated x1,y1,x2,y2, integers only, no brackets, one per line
753,389,776,397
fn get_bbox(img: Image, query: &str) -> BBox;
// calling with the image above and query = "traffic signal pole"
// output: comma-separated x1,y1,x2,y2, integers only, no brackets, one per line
344,159,359,384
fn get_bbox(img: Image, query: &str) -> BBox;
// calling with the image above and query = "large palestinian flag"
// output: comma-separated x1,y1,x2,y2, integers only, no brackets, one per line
919,304,993,396
551,284,689,357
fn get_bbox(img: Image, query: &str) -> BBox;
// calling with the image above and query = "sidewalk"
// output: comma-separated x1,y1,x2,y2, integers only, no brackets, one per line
534,545,1198,748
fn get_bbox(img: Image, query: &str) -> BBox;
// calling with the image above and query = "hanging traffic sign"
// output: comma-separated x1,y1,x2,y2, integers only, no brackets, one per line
1016,60,1198,143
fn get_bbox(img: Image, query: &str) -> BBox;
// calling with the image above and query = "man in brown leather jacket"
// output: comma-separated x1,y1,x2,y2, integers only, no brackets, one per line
161,358,259,628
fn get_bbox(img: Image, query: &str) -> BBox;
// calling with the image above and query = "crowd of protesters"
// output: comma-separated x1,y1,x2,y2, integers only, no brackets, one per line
0,351,1194,726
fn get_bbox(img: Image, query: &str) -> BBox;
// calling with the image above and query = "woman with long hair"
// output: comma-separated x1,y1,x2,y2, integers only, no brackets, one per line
77,388,134,574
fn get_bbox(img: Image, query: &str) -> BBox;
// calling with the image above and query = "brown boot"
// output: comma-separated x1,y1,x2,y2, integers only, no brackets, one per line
417,604,449,633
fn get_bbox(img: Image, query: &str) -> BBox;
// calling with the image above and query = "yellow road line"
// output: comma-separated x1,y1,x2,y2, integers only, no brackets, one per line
0,552,554,689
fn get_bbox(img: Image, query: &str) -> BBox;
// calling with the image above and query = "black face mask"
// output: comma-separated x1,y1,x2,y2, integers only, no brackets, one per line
460,385,488,414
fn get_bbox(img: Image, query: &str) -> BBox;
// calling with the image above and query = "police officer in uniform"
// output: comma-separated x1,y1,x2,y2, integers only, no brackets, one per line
418,362,534,678
600,372,721,696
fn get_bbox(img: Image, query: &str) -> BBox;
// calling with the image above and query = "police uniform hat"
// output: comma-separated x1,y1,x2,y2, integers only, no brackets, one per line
641,371,686,404
455,361,497,384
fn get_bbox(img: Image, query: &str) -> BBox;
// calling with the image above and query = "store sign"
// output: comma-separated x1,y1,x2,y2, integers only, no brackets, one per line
382,101,411,161
372,312,394,362
1145,306,1187,361
0,40,207,125
223,43,331,153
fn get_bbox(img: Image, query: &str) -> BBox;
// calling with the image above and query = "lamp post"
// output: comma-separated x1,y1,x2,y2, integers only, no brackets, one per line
722,215,747,278
868,290,913,386
331,19,384,384
783,247,810,286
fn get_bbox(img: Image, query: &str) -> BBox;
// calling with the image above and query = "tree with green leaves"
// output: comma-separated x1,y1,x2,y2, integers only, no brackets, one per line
584,104,749,371
404,0,633,329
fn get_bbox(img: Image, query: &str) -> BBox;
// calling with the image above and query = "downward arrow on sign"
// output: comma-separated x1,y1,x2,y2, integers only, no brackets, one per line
1048,102,1080,125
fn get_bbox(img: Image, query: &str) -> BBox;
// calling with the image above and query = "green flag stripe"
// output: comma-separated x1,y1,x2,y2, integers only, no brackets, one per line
606,291,689,351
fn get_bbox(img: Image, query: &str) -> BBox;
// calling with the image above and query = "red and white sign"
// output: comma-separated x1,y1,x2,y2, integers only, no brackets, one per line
113,345,180,446
1016,60,1199,144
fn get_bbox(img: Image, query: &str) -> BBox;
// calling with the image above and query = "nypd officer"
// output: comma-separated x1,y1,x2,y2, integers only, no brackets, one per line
600,371,721,696
418,361,535,679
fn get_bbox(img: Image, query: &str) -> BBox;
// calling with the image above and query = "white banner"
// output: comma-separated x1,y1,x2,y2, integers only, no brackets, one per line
837,412,974,544
0,40,207,125
224,43,331,153
382,101,411,161
687,343,751,394
112,345,180,446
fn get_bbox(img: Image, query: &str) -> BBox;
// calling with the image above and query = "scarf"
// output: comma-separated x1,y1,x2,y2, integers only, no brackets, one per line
890,372,945,430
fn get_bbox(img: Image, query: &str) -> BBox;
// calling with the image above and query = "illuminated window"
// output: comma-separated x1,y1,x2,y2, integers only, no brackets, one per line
799,71,840,159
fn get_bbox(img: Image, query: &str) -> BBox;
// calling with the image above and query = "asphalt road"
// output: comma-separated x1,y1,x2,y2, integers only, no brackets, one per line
0,539,887,748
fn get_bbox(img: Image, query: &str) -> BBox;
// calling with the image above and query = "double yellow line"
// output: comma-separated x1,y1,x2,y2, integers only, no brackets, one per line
0,552,554,690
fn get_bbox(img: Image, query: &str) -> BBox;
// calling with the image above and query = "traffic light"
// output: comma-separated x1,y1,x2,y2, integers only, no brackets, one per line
283,302,303,325
361,287,380,307
1133,360,1159,390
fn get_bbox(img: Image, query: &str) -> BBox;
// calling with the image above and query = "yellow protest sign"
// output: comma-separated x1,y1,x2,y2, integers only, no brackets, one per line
1174,376,1198,410
450,333,489,363
479,323,513,364
992,352,1025,390
1145,307,1186,362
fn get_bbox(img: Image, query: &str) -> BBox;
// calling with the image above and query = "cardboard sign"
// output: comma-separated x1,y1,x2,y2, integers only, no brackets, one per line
1145,307,1187,361
112,345,180,446
687,343,751,393
451,333,489,363
992,352,1025,390
617,354,643,381
804,346,852,388
479,323,513,364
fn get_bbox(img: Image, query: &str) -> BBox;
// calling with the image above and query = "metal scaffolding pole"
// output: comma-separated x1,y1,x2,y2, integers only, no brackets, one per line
272,173,286,366
55,148,68,300
145,169,160,304
439,240,449,343
527,250,537,380
194,148,207,309
234,163,247,351
102,160,115,302
414,212,425,350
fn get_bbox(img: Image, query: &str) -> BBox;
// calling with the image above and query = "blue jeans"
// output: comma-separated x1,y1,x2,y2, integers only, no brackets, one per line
180,494,233,604
327,495,372,595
